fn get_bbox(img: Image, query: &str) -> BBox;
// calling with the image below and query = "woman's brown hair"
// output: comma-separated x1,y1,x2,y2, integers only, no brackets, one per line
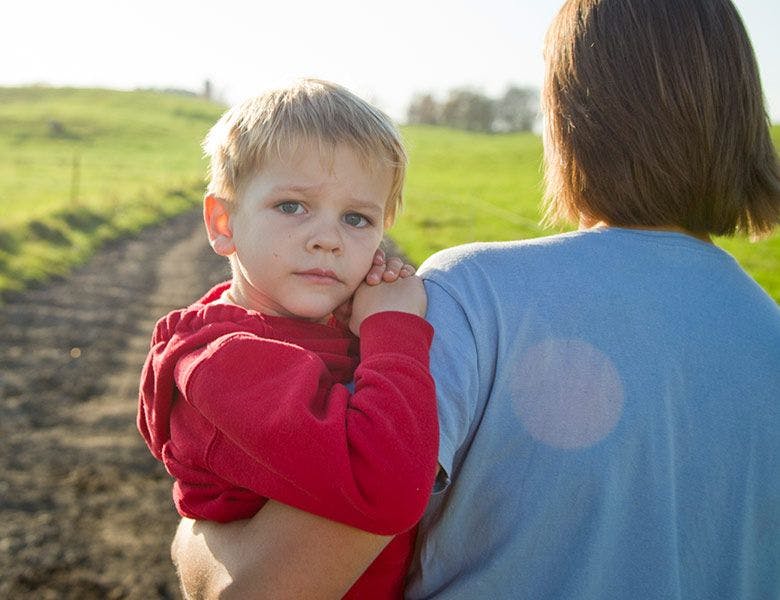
542,0,780,238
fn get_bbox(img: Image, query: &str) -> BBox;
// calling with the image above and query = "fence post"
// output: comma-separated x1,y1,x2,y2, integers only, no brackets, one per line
70,152,80,205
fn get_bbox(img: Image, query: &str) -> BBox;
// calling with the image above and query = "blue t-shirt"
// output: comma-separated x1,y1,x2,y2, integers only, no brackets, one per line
407,228,780,600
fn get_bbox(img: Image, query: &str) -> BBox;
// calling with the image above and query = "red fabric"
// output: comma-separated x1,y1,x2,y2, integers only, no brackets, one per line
138,282,438,598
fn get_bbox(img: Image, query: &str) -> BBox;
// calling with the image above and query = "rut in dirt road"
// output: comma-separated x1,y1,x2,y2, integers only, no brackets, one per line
0,209,228,599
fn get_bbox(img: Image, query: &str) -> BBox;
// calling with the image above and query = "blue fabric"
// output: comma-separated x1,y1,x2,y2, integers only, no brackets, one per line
406,228,780,600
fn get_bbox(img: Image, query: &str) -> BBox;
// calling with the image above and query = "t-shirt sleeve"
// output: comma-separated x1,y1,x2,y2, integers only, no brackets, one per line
423,278,481,487
176,311,438,535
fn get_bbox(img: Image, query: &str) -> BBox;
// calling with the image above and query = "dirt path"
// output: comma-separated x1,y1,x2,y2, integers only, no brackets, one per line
0,209,229,599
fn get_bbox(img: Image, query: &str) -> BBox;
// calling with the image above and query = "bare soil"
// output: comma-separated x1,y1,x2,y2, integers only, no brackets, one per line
0,210,229,599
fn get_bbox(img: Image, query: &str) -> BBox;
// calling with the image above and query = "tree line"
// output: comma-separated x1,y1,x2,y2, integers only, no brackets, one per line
406,86,540,133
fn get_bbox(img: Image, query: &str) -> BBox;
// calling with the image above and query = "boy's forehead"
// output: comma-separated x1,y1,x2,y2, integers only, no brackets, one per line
243,140,392,201
273,138,372,168
258,139,393,187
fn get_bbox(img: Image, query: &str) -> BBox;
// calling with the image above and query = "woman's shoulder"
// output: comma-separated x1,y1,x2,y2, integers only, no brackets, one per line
418,232,584,279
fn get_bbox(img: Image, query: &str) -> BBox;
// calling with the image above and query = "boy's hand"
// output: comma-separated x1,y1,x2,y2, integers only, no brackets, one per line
333,250,416,326
365,249,415,285
348,275,427,336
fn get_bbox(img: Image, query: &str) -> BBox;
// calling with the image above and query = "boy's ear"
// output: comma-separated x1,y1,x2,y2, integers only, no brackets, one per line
204,194,236,256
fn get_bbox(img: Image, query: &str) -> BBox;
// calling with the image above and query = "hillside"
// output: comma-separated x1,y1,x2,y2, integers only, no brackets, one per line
0,88,777,301
0,87,225,295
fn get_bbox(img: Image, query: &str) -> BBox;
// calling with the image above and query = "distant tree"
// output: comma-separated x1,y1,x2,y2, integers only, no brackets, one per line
494,86,539,132
407,93,439,125
405,84,540,133
440,88,495,133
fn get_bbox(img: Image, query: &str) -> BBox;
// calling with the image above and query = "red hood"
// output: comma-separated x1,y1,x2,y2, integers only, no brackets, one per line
137,283,358,459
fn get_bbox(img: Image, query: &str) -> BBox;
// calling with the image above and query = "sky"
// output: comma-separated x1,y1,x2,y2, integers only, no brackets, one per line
3,0,779,123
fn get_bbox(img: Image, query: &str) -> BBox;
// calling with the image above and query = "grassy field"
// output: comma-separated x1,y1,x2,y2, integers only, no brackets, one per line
0,87,224,294
0,87,778,302
392,125,780,302
393,126,547,259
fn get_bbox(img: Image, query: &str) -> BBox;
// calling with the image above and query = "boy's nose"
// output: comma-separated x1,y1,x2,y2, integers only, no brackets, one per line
305,221,343,255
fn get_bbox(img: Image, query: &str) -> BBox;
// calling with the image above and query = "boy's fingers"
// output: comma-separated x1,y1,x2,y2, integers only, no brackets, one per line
365,263,385,285
382,257,405,281
399,264,416,278
367,255,414,284
365,249,387,285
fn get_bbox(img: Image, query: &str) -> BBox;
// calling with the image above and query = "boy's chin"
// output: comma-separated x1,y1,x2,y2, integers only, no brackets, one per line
287,305,338,324
281,294,350,323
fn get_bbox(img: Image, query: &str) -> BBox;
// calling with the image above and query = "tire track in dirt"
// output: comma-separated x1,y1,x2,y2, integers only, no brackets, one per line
0,209,228,599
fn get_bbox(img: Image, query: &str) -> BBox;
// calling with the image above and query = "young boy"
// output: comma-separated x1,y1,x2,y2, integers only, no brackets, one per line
137,79,439,599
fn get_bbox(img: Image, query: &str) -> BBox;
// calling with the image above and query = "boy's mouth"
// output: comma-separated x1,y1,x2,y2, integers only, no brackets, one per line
295,268,341,284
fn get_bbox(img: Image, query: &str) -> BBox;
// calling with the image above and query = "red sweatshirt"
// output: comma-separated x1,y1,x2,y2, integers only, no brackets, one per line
137,283,438,598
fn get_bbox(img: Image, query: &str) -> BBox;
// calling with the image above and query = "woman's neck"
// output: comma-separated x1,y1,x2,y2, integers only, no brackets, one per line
580,219,713,244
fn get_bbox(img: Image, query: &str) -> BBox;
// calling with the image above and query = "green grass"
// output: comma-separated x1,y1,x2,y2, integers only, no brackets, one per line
393,126,547,260
392,124,780,302
0,88,778,303
0,86,224,295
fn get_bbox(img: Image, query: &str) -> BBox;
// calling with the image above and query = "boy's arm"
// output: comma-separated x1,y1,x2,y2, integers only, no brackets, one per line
172,503,391,599
176,305,437,534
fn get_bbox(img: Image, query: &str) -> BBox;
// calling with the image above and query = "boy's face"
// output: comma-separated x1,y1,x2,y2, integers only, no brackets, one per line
220,142,391,322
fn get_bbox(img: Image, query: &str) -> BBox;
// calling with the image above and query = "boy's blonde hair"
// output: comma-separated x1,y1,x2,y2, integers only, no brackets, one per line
204,79,407,227
542,0,780,238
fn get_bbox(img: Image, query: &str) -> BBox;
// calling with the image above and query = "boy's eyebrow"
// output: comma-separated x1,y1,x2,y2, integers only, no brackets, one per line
270,184,323,195
347,199,385,213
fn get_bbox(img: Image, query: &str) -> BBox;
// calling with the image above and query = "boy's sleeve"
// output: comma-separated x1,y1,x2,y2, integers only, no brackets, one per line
177,311,437,535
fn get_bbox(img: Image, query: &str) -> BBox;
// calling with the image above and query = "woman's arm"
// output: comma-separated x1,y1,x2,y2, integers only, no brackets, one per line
171,501,392,600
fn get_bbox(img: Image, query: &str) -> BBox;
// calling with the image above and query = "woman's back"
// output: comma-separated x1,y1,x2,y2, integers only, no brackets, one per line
408,228,780,600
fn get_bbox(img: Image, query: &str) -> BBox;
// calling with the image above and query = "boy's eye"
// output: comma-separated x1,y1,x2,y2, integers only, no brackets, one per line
343,212,371,228
276,201,304,215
